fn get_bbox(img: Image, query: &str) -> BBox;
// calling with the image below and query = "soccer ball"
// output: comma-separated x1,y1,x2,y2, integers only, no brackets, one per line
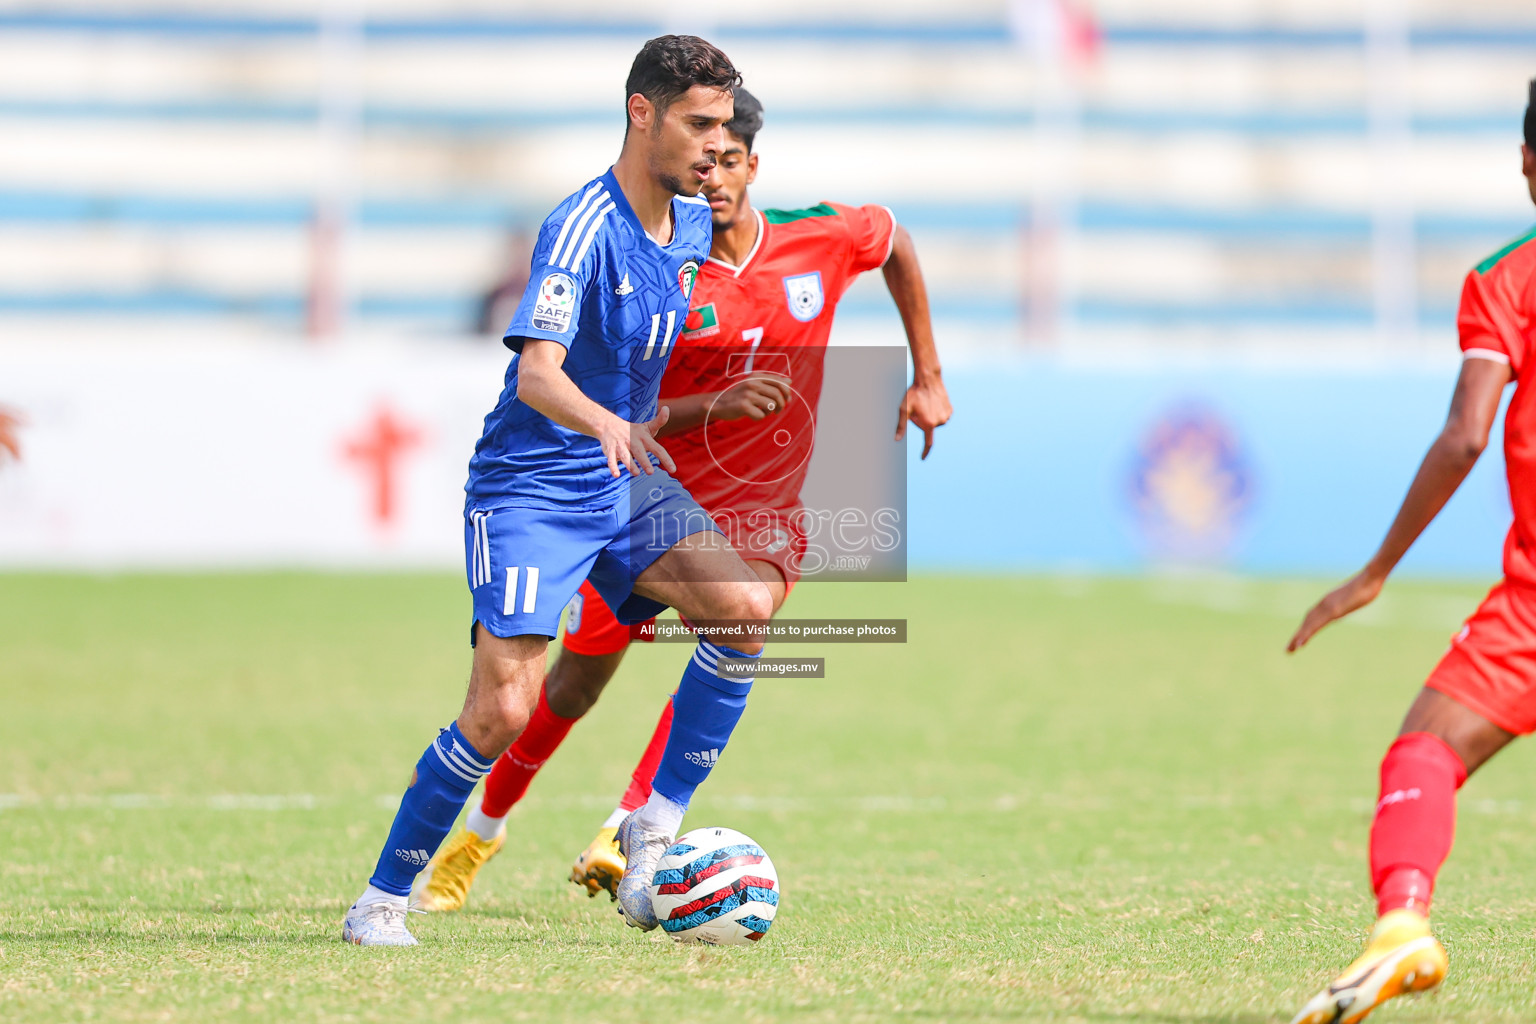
649,826,779,945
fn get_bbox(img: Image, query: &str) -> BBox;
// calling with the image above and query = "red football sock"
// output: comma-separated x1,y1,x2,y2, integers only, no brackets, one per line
1369,731,1468,918
480,687,579,818
617,697,675,813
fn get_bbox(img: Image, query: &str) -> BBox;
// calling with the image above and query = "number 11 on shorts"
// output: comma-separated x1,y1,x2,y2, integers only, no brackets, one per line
504,566,541,615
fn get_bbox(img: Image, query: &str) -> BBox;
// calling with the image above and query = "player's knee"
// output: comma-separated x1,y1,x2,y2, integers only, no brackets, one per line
719,580,772,652
464,673,536,754
744,580,774,624
714,579,770,623
486,695,532,750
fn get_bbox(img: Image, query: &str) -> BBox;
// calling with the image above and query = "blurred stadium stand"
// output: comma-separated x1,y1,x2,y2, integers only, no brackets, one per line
2,0,1534,354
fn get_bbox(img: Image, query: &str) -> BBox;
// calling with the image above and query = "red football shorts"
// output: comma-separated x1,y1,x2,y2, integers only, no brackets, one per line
1425,579,1536,735
714,508,807,587
561,579,653,656
560,510,804,658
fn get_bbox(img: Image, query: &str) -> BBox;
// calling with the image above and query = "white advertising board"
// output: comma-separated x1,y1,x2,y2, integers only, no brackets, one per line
0,337,510,568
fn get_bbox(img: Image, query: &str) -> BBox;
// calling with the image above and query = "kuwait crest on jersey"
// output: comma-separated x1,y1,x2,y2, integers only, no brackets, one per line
681,302,720,340
783,271,824,322
678,259,701,301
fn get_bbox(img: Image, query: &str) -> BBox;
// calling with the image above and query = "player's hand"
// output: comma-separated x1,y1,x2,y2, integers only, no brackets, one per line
712,374,792,422
635,407,676,474
598,409,677,478
1287,569,1385,653
895,374,952,460
0,407,22,462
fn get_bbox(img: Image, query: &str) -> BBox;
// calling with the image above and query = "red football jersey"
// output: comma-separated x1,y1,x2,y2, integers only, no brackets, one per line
1458,225,1536,586
658,201,896,514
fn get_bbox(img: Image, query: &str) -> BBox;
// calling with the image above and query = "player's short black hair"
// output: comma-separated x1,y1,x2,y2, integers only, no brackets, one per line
1526,79,1536,151
625,35,741,131
724,87,764,152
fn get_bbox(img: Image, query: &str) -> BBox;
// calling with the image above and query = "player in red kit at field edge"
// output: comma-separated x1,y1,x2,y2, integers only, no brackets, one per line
1285,81,1536,1024
415,87,952,912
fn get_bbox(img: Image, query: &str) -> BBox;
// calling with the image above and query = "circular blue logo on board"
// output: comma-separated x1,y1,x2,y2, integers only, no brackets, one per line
1129,404,1252,562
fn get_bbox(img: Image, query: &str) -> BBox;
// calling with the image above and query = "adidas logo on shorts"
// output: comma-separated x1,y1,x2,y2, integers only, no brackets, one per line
395,847,431,867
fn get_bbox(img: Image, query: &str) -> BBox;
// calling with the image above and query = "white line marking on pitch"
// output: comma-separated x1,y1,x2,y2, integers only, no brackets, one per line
5,792,1527,816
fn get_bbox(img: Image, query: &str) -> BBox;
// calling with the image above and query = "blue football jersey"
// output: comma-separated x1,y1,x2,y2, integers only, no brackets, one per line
466,168,712,509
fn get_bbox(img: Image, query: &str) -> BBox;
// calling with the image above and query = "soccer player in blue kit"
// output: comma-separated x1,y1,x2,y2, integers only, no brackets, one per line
342,35,773,946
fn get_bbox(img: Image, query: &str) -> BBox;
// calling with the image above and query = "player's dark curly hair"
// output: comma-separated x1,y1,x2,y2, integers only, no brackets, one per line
625,35,741,132
725,87,764,152
1526,79,1536,151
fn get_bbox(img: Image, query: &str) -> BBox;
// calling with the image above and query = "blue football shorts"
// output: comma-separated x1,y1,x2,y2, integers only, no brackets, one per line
464,471,722,641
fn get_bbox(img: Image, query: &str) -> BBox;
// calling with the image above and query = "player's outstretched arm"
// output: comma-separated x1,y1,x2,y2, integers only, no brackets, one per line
515,338,675,478
1288,356,1512,652
882,225,952,459
656,374,793,436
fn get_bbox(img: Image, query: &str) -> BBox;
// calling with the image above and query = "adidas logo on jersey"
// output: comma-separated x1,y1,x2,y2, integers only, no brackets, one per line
395,847,431,867
615,274,634,296
683,748,720,768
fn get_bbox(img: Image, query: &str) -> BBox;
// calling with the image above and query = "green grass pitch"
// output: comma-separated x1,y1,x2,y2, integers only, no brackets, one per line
6,572,1536,1022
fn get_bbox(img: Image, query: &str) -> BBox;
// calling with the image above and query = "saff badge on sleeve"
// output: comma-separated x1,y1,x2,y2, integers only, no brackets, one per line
532,272,577,333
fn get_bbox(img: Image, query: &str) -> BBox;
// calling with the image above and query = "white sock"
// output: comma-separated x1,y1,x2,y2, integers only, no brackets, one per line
353,884,406,911
464,805,507,840
601,806,629,829
633,790,686,836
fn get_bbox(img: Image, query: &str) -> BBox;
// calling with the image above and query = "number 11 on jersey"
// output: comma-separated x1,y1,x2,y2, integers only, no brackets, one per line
644,312,678,361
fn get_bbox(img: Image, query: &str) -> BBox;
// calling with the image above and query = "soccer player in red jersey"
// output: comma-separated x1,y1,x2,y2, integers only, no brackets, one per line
416,88,952,911
1286,83,1536,1024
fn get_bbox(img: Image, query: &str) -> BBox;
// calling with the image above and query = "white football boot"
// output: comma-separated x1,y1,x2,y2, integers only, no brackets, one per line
341,900,420,946
614,811,674,931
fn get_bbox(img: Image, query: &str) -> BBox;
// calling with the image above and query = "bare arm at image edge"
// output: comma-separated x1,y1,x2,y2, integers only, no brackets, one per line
1288,355,1512,652
882,222,953,459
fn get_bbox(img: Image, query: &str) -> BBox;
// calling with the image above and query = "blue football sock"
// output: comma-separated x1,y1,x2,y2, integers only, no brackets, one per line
651,641,759,809
367,721,495,897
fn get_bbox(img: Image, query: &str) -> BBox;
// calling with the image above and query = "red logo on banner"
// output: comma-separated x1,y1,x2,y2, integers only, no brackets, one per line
0,406,23,467
341,404,424,528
